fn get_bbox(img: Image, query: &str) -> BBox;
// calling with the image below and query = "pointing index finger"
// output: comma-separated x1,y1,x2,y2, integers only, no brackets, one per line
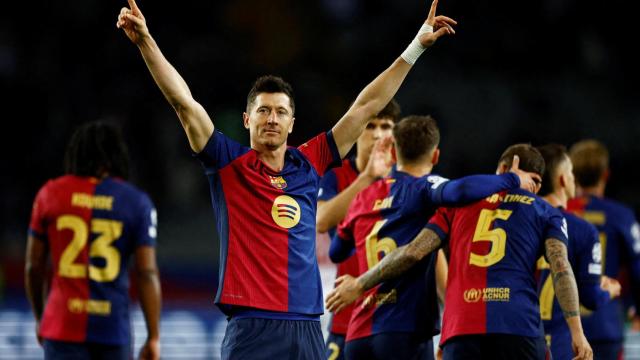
427,0,439,24
128,0,140,13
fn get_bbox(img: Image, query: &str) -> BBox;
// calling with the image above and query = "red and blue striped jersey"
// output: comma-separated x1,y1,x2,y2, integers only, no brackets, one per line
568,195,640,342
28,175,157,345
427,189,568,345
334,169,522,342
318,158,360,334
538,210,609,360
196,130,341,316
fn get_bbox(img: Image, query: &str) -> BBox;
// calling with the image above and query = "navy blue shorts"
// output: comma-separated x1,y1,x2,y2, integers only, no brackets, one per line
221,317,324,360
326,332,346,360
43,339,130,360
345,333,434,360
442,334,546,360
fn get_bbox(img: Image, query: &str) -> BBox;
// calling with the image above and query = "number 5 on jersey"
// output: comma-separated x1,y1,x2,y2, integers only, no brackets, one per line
57,214,123,282
470,209,513,267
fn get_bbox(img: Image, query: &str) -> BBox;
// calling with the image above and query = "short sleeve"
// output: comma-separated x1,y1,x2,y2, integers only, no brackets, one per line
28,183,49,240
195,130,250,173
544,207,569,246
318,170,339,201
426,207,454,244
133,193,157,247
577,221,602,282
298,131,341,177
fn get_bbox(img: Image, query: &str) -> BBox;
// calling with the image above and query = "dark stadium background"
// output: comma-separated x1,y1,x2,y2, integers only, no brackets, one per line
1,0,638,357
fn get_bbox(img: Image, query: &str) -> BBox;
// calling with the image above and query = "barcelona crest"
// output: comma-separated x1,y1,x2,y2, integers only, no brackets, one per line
269,175,288,190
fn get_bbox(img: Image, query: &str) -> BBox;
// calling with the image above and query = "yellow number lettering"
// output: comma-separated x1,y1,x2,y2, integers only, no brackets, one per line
327,342,340,360
89,219,123,282
365,220,397,269
56,215,123,282
538,257,554,320
57,215,88,278
469,209,512,267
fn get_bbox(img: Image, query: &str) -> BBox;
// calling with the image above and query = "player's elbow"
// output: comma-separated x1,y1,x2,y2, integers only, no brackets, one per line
316,219,330,234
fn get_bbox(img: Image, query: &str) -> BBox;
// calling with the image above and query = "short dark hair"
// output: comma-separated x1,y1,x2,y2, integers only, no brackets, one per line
64,121,130,180
498,143,545,177
393,115,440,163
569,139,609,187
536,144,569,197
375,98,401,123
246,75,295,114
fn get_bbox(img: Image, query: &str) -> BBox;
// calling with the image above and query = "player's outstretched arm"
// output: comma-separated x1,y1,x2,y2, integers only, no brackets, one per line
331,0,456,158
325,227,442,312
135,246,162,360
116,0,213,152
24,235,47,346
545,238,593,360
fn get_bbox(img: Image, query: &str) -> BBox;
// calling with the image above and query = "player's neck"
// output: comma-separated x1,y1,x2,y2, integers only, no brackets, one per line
543,191,567,209
396,162,432,178
256,145,287,172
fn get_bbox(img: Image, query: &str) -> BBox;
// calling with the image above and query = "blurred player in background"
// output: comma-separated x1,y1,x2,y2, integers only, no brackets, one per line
25,121,161,360
328,120,540,360
116,0,456,357
327,144,593,360
536,144,620,360
317,99,400,360
568,139,640,360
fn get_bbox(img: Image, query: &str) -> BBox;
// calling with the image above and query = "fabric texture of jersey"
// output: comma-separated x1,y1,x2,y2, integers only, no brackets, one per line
318,158,361,335
538,210,607,360
427,189,568,345
336,170,442,342
28,175,156,344
568,195,640,343
334,169,522,342
196,130,341,316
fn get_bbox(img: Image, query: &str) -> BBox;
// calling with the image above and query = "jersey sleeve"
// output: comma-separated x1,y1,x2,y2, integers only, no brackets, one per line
617,208,640,312
544,207,569,246
330,193,359,263
28,182,49,241
318,169,339,201
426,207,455,245
195,130,250,173
132,193,158,247
421,173,520,206
576,221,610,310
298,131,342,177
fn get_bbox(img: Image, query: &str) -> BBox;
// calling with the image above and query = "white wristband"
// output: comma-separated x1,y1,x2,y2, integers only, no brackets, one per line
401,23,434,65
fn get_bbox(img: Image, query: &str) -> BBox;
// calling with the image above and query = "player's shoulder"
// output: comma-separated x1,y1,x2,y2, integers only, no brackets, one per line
598,196,636,218
102,177,153,205
563,210,598,238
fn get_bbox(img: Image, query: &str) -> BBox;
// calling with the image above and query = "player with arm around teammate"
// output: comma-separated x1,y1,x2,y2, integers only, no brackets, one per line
329,119,540,360
327,144,593,360
25,121,161,360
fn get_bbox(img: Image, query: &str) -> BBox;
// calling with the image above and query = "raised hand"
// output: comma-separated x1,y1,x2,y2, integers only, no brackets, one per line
418,0,458,48
509,155,542,193
116,0,149,45
325,275,364,313
363,136,394,179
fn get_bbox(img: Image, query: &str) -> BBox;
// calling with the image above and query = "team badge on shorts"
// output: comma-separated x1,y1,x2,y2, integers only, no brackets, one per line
269,176,288,190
